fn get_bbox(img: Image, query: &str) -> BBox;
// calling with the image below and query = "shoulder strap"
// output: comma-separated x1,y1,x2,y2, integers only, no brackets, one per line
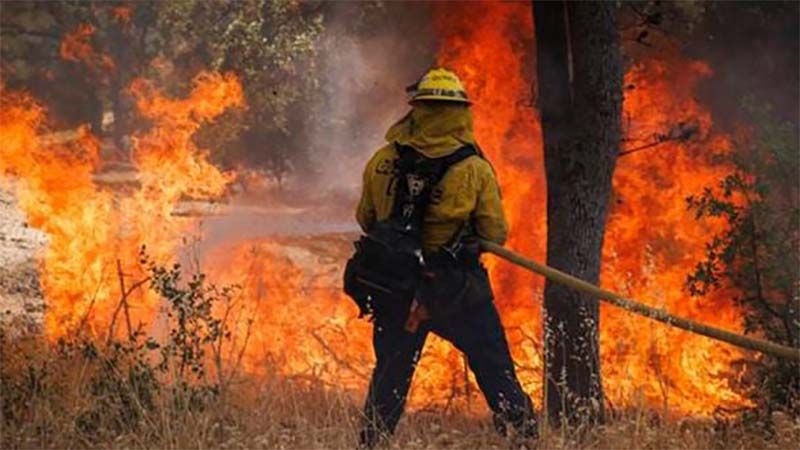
389,143,479,231
438,144,479,173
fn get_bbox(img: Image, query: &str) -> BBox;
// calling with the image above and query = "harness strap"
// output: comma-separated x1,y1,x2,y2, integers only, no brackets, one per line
389,143,478,232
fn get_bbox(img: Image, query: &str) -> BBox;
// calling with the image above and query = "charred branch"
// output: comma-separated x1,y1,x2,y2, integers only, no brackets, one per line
620,121,700,157
106,259,150,346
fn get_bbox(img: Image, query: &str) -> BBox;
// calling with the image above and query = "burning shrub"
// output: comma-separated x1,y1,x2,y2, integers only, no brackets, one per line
687,98,800,419
0,249,246,447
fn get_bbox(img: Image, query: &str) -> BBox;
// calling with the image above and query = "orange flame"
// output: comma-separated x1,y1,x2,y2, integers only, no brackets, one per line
1,86,112,334
60,23,115,72
432,1,750,414
111,6,133,25
602,57,749,413
0,72,243,337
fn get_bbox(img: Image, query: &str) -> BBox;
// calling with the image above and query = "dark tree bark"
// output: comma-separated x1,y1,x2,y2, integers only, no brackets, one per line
533,1,622,425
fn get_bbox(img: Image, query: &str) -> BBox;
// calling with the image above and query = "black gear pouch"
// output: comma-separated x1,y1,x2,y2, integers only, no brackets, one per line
343,222,420,317
416,247,493,318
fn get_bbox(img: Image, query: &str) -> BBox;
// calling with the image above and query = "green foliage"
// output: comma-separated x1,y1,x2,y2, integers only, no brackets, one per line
70,336,160,439
686,98,800,416
140,247,238,383
154,0,324,177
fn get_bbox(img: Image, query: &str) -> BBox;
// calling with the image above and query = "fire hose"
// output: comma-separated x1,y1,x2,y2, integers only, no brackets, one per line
479,239,800,362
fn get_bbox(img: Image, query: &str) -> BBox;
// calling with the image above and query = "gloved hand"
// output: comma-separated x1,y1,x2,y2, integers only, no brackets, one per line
404,299,431,333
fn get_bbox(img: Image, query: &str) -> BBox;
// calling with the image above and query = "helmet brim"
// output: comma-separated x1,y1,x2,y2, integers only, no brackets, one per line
409,95,472,105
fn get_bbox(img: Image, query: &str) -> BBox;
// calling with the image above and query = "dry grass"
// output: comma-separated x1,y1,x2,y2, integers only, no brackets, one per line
2,336,798,450
2,261,797,450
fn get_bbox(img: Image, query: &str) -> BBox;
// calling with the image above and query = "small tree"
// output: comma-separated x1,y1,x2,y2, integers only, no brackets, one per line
687,98,800,417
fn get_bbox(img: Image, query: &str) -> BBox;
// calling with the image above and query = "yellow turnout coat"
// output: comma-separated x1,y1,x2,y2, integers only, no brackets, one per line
356,103,508,252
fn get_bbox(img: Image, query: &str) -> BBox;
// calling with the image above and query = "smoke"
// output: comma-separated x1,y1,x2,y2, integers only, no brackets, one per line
686,2,799,130
200,3,437,247
301,2,436,195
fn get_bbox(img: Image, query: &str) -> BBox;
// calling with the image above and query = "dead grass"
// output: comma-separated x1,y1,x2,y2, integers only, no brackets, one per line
2,339,798,450
2,271,797,450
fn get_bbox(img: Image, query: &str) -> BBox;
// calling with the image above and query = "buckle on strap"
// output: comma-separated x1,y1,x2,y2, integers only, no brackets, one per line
443,241,462,260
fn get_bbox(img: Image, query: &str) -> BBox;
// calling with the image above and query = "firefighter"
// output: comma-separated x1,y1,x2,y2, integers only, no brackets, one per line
354,68,538,448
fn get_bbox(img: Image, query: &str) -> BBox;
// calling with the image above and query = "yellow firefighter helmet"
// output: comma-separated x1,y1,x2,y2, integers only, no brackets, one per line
407,68,471,104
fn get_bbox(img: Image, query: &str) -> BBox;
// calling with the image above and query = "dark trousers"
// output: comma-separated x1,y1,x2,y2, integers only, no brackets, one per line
360,298,537,446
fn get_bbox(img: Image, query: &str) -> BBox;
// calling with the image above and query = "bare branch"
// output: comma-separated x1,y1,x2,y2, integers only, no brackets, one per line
107,259,150,346
620,121,700,157
310,329,368,380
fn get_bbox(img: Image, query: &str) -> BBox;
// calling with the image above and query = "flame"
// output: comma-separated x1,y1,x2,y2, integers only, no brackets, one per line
432,0,546,401
111,6,133,25
128,73,240,221
60,23,115,72
601,57,749,413
431,1,750,413
0,72,242,337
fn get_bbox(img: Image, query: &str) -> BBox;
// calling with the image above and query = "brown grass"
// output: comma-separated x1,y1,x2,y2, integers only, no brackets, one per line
2,334,798,450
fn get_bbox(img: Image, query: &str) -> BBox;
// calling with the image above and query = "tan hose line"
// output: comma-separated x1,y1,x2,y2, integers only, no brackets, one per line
479,239,800,362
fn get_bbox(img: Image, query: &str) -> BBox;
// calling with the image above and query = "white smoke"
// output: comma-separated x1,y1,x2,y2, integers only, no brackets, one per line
302,3,436,195
198,3,436,248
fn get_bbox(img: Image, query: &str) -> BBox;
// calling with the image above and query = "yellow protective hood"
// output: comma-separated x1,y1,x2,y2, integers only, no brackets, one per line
384,103,474,158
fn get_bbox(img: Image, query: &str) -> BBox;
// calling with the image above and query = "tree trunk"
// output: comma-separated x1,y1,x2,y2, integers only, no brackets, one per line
533,0,622,425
